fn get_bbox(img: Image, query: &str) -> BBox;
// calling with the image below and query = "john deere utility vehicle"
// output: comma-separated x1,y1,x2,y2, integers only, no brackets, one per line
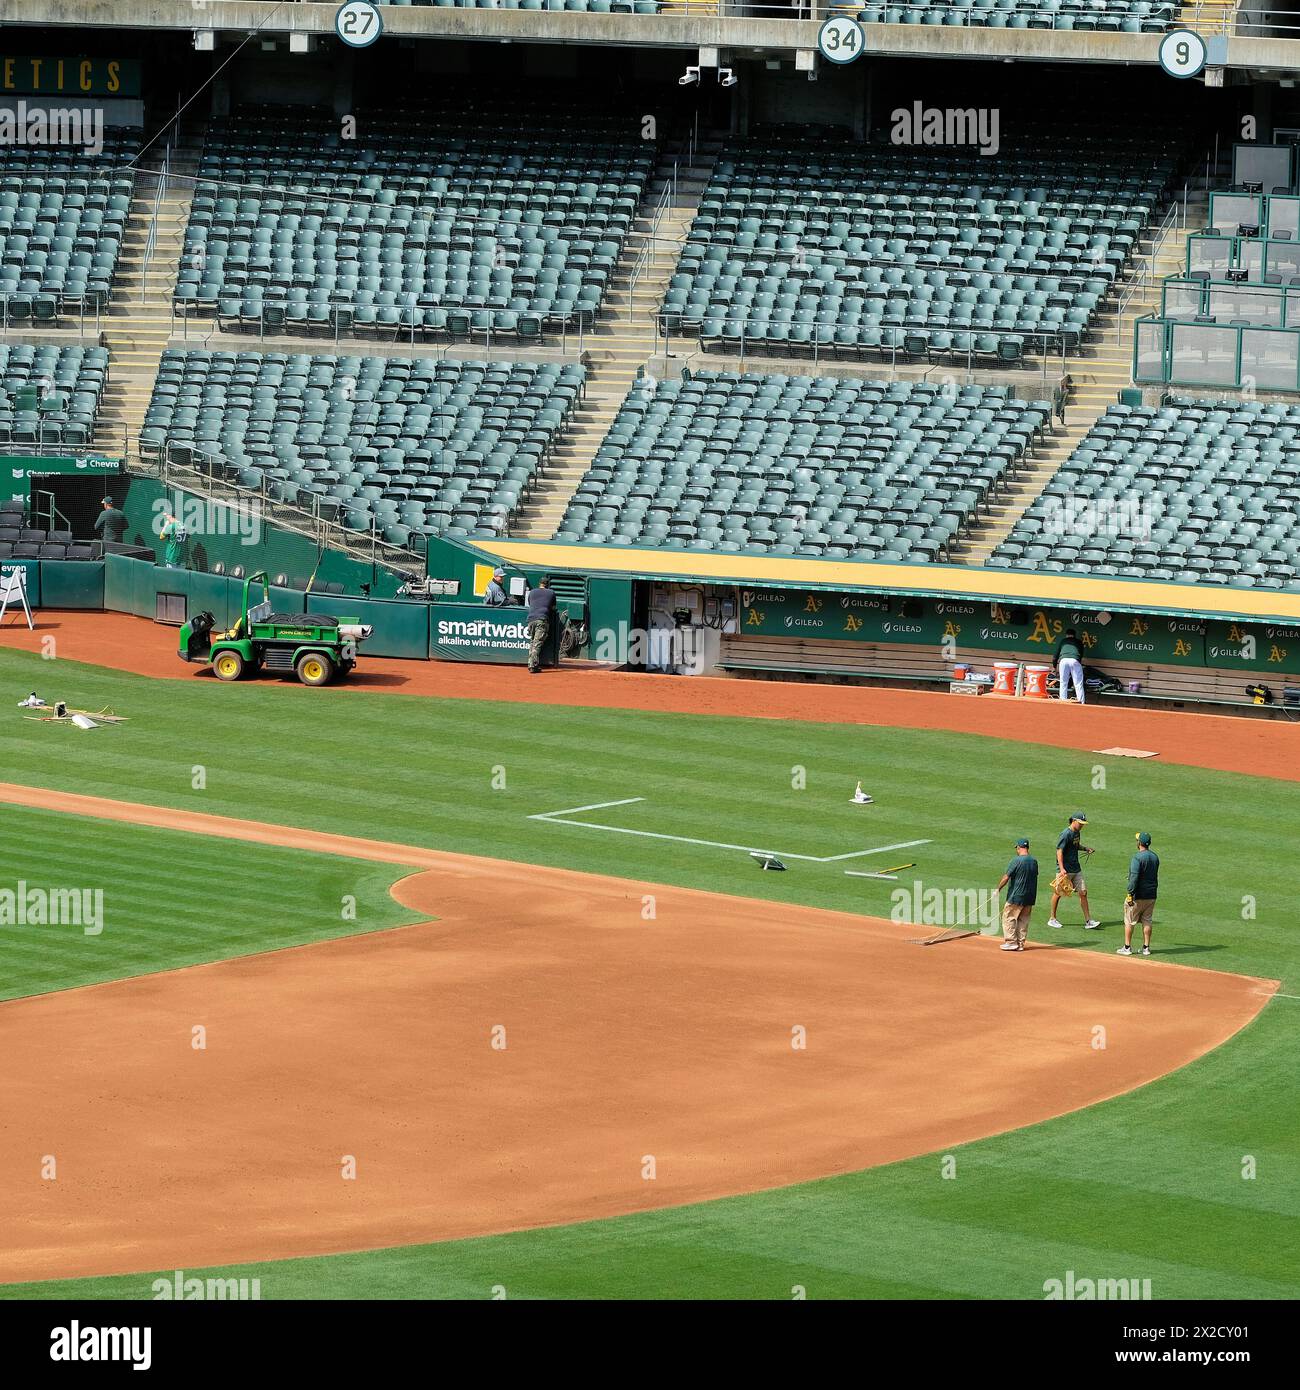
179,571,372,686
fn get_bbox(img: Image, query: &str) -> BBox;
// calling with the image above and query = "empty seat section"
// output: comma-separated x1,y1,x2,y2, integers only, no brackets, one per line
989,397,1300,589
175,91,656,338
140,348,586,544
663,118,1185,361
0,127,139,322
556,369,1051,559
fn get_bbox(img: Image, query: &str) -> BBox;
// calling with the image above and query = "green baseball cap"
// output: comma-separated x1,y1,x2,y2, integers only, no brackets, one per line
1071,812,1087,823
1136,831,1151,846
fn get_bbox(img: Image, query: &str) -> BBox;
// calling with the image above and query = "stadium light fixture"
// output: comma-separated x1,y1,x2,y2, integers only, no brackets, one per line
679,67,700,86
718,69,737,88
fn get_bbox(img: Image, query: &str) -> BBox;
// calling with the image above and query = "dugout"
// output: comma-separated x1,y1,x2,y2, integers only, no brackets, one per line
466,537,1300,712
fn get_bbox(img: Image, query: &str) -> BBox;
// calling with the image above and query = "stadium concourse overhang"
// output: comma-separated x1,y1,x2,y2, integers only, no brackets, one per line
12,0,1300,75
473,537,1300,627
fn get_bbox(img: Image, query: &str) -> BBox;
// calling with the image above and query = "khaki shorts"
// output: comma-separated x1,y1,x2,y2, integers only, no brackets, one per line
1060,870,1086,894
1124,897,1155,929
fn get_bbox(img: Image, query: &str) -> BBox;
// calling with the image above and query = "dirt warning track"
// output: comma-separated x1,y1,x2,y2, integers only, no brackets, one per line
0,784,1277,1283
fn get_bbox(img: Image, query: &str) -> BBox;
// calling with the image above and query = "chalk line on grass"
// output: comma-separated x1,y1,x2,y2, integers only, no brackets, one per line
528,797,930,864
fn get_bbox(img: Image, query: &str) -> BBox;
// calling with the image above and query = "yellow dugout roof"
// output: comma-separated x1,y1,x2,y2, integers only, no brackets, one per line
475,540,1300,627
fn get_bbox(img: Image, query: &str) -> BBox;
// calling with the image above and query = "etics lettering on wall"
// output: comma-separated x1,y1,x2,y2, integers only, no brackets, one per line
0,57,141,98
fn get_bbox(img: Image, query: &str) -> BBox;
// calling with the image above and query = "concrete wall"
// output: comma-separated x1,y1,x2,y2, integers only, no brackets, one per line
10,1,1300,75
746,59,868,132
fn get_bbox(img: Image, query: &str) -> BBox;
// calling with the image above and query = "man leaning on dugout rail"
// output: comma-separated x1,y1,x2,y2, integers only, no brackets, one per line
483,568,507,607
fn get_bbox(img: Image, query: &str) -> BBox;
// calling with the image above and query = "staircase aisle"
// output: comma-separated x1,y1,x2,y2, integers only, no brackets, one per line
948,190,1208,565
511,136,722,539
94,128,203,459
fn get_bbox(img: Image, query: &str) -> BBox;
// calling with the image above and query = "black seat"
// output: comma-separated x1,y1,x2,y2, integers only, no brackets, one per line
65,544,96,561
12,542,39,558
39,542,68,559
0,527,18,543
0,541,13,559
49,529,73,543
270,612,337,626
18,528,45,543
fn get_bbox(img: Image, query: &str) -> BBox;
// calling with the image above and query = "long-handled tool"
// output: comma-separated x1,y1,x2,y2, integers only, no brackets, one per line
845,860,916,882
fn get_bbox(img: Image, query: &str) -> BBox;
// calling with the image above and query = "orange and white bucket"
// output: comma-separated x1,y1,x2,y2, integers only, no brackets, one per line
992,660,1018,695
1023,664,1052,698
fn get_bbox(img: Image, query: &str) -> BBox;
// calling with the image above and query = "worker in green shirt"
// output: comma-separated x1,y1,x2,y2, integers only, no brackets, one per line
1054,626,1086,704
995,838,1039,953
159,513,186,570
1048,812,1100,932
1118,832,1160,957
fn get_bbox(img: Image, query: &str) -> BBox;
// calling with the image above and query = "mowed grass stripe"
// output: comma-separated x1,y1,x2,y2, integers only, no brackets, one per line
0,805,418,1001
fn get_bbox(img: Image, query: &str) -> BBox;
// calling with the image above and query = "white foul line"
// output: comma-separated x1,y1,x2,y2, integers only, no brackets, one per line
530,797,645,819
528,798,930,864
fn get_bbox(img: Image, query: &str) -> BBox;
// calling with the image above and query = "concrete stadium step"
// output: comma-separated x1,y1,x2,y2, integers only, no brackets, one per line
940,190,1210,564
510,134,723,541
95,127,205,453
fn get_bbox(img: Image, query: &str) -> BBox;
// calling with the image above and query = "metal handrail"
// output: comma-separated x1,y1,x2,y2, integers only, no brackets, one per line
0,292,103,338
140,140,171,305
627,181,674,320
172,296,590,355
658,307,1071,381
153,451,428,579
1114,181,1191,341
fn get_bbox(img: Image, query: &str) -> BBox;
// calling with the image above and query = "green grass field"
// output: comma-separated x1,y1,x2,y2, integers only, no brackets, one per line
0,806,419,1003
1,645,1297,1299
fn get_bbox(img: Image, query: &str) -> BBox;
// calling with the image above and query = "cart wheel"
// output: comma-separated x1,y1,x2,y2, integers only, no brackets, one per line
213,650,245,682
296,652,334,687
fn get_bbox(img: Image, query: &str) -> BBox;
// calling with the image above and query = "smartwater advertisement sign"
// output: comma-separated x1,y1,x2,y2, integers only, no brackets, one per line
429,602,556,665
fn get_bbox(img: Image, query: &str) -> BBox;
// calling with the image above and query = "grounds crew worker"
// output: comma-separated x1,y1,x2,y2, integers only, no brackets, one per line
94,496,126,546
1118,832,1159,957
1048,812,1101,932
995,838,1038,953
1054,626,1086,704
525,575,556,674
